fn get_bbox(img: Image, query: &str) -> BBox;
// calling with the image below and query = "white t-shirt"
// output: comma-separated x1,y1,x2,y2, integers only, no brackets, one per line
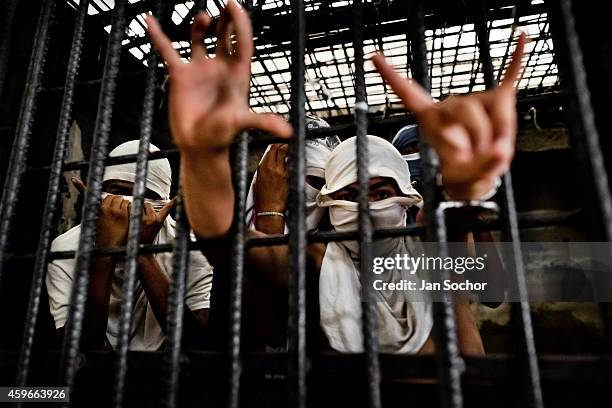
46,217,213,351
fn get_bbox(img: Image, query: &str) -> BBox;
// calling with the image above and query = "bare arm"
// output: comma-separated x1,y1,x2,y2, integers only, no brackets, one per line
81,256,116,349
82,195,130,349
146,1,292,239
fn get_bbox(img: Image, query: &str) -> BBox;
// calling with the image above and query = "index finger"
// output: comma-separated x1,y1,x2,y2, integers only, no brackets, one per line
371,53,435,115
146,15,182,69
225,0,253,66
499,32,528,92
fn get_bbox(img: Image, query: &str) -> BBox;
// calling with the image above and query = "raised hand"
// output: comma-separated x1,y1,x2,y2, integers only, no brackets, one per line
372,33,528,200
146,0,292,154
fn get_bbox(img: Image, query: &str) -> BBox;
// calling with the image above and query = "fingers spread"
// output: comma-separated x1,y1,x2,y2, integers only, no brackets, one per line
244,112,293,138
225,0,253,66
191,12,211,61
146,15,182,69
371,53,434,115
500,32,528,92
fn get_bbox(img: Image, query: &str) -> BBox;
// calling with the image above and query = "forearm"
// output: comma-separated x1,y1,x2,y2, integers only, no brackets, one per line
137,255,171,331
82,256,116,349
181,149,234,238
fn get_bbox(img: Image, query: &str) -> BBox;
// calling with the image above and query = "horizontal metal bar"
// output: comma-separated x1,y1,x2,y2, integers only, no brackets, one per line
3,208,583,262
0,350,610,384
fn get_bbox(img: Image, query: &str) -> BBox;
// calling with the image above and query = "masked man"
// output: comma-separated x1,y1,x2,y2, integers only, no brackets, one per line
46,141,213,350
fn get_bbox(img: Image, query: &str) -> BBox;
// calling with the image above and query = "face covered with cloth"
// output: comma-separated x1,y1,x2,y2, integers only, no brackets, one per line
316,135,433,353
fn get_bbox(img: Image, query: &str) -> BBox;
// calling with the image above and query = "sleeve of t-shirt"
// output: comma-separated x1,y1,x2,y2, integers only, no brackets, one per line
46,258,75,330
185,250,214,311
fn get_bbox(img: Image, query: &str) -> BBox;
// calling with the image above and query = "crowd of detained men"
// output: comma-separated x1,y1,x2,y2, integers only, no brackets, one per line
46,0,527,356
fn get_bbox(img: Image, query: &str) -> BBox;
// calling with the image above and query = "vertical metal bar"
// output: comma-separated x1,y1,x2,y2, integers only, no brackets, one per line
161,190,191,408
545,0,612,348
227,0,250,403
545,0,612,241
0,0,54,288
0,0,18,98
474,4,544,408
227,133,248,408
353,1,381,408
15,0,90,388
407,2,464,408
59,0,128,397
287,0,307,407
113,1,162,406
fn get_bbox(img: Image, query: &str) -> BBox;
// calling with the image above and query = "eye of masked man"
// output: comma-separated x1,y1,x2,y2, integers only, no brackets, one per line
46,140,213,351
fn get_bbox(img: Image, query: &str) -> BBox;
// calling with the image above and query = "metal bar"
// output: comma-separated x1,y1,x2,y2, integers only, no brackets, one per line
227,130,248,408
58,0,128,398
161,190,191,408
287,0,307,407
354,0,381,407
5,208,582,263
15,0,90,389
474,3,544,407
227,0,250,401
0,0,54,288
407,1,464,408
0,0,18,98
544,0,612,240
113,1,162,406
545,0,612,351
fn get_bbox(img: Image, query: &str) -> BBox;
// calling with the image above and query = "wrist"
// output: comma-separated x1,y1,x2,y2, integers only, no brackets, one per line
441,176,499,201
95,236,123,250
256,202,286,214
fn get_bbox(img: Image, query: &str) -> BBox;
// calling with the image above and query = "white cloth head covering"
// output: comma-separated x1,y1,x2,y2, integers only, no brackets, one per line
319,135,421,199
317,135,432,353
245,116,340,231
103,140,172,200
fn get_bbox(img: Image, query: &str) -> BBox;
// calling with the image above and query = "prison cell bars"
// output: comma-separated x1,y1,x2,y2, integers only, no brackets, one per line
1,0,609,407
473,3,544,408
353,1,383,408
15,0,90,391
113,0,162,406
287,0,308,407
0,0,18,99
161,190,192,408
227,0,251,405
58,0,128,401
545,0,612,345
407,1,465,408
0,0,54,289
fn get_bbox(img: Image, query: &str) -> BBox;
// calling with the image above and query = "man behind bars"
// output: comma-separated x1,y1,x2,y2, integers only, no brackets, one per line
46,141,213,350
145,0,525,353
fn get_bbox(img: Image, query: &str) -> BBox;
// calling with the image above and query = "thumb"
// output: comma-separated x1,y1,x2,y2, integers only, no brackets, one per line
157,197,177,221
71,177,87,194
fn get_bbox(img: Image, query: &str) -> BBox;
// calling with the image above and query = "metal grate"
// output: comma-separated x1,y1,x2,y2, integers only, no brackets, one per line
0,0,611,407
